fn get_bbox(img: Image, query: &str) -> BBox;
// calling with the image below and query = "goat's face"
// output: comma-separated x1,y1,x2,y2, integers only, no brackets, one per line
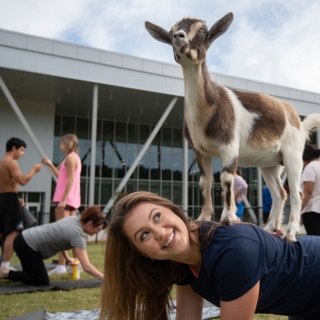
145,12,234,66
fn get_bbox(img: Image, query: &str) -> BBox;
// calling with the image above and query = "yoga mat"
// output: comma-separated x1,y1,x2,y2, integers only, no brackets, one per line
9,301,220,319
12,263,57,271
0,279,102,294
8,309,47,320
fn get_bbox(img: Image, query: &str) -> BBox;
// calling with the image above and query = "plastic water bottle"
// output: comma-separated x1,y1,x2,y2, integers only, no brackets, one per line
68,259,80,280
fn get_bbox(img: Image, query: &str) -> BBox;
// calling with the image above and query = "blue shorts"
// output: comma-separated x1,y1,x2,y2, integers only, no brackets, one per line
235,202,244,219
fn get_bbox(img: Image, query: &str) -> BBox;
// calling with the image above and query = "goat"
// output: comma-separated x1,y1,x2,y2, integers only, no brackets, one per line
145,12,320,242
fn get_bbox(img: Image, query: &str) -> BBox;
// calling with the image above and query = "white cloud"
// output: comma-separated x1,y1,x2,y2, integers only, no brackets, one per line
0,0,319,93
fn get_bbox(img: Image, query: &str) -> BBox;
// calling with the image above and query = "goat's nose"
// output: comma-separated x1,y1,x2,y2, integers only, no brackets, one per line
174,31,185,39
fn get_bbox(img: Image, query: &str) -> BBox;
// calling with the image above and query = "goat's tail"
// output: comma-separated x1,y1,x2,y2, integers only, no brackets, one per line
302,113,320,141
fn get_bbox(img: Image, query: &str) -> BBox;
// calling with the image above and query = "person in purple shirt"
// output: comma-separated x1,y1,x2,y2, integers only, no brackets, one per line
222,168,248,220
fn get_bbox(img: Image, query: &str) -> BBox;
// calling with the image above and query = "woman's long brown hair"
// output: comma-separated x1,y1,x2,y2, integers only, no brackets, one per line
99,191,208,320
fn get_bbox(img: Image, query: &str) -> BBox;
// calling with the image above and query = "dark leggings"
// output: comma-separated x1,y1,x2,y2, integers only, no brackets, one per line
302,212,320,235
7,233,49,286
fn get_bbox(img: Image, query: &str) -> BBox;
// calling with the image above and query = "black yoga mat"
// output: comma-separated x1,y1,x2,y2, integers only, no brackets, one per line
0,279,102,294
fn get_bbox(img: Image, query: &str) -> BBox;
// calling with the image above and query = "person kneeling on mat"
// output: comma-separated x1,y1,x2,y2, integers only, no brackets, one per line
0,206,106,285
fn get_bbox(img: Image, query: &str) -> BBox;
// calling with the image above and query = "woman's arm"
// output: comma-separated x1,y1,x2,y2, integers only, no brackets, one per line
73,247,104,280
175,284,203,320
220,281,260,320
42,158,59,178
301,181,315,211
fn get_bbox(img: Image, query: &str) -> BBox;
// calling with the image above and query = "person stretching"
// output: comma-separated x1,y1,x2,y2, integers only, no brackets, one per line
0,206,106,285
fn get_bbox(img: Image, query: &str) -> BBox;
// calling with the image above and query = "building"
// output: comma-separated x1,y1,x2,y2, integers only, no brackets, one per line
1,28,320,223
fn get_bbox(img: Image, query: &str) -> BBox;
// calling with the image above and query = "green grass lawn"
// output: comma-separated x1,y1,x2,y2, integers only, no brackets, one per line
0,242,105,319
1,241,287,320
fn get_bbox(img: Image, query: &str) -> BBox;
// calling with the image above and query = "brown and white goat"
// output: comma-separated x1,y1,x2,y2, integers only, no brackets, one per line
145,12,320,242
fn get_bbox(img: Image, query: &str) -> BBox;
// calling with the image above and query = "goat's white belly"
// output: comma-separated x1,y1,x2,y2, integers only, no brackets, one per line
238,146,281,167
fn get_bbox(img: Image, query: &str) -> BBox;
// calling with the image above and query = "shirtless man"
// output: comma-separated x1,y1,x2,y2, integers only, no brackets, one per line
0,137,42,269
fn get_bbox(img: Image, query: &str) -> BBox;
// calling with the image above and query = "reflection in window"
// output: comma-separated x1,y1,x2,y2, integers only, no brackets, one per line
173,183,182,205
151,182,160,195
173,153,182,181
100,180,112,204
139,153,149,180
162,182,171,199
162,153,172,181
150,152,161,180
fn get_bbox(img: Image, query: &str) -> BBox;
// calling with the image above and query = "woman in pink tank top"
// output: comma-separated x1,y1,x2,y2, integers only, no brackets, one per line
42,134,82,274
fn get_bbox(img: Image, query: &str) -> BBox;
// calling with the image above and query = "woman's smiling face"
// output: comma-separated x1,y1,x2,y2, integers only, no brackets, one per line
123,202,191,262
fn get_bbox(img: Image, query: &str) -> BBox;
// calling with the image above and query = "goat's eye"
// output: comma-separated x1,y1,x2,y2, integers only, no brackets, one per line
199,28,205,35
169,31,173,37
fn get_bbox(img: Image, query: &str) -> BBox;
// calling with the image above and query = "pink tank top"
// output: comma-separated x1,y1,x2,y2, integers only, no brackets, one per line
53,152,81,208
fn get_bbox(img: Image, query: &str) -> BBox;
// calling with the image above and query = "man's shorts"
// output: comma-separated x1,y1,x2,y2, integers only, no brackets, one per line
0,193,24,235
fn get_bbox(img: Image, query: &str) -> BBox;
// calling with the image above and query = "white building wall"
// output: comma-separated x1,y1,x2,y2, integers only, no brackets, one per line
0,97,55,213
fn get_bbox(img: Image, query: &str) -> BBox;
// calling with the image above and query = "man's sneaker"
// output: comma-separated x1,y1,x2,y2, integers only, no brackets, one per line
48,266,67,276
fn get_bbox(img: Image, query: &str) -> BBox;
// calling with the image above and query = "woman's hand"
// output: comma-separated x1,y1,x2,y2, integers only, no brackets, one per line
42,158,52,166
56,200,66,212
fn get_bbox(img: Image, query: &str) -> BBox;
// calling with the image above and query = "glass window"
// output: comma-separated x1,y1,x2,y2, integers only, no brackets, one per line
94,180,100,204
172,153,182,181
128,123,139,148
138,153,149,180
100,179,112,204
80,178,88,206
151,182,160,195
102,121,114,144
114,148,126,178
76,118,89,140
139,181,149,191
53,136,62,166
172,183,182,205
161,182,171,200
150,152,161,180
101,148,113,178
115,122,126,148
126,180,137,194
161,153,172,181
61,116,75,135
54,115,61,136
173,129,183,150
139,125,151,147
27,192,40,202
213,183,223,207
162,127,172,148
126,150,138,179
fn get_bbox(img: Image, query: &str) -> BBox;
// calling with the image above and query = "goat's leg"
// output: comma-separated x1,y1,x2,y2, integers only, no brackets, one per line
220,158,238,225
196,154,214,221
260,165,287,234
282,149,303,243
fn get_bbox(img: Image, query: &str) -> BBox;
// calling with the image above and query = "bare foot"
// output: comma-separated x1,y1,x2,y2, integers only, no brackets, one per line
0,266,10,279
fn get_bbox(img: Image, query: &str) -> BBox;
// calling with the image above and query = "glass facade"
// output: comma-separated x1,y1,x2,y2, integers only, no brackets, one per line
52,114,228,217
53,114,319,219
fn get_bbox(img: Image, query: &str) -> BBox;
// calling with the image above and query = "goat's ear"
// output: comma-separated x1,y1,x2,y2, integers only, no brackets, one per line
145,21,172,45
206,12,234,47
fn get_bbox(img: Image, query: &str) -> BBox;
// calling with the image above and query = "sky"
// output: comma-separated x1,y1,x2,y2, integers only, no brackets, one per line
0,0,319,94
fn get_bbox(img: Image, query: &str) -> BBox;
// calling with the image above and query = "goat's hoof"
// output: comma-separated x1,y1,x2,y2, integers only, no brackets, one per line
196,211,214,222
284,232,297,243
220,215,238,226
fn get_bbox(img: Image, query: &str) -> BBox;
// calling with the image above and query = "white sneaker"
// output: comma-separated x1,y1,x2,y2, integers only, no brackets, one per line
8,266,17,271
48,266,67,276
